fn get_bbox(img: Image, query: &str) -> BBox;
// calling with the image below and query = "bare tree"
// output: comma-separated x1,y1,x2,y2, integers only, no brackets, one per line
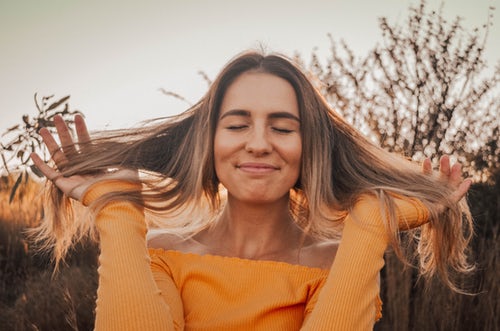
303,0,499,182
0,94,81,201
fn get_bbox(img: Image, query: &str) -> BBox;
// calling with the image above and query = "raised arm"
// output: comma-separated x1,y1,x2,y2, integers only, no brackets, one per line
83,181,182,330
301,195,427,330
301,157,471,331
31,115,183,330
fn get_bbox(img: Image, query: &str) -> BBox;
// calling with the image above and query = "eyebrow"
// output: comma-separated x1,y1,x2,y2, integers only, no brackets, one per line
219,109,300,122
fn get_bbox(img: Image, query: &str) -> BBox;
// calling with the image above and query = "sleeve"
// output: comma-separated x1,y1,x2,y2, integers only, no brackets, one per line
301,195,429,331
149,250,185,329
82,180,184,331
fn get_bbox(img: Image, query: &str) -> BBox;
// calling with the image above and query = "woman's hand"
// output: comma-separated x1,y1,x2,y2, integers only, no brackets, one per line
422,155,472,211
30,115,135,201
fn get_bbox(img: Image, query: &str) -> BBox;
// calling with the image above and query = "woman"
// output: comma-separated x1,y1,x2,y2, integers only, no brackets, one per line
31,51,472,330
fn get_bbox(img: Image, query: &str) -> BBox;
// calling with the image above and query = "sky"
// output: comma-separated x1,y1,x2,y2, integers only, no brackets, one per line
1,0,499,135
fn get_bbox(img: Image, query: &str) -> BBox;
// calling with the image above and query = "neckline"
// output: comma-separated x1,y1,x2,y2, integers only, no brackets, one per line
149,248,330,273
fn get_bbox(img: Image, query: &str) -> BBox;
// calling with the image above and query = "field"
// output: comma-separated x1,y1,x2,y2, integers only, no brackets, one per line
0,175,498,330
0,177,98,330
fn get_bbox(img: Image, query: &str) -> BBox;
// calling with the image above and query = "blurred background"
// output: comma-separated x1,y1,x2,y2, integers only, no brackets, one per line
1,0,499,330
1,0,499,131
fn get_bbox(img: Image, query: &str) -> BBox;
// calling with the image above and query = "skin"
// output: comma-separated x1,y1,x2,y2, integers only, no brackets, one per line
150,72,338,268
187,72,336,266
214,72,302,205
31,74,472,270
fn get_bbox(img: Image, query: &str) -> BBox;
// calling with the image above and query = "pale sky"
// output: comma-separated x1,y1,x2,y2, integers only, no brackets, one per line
1,0,499,134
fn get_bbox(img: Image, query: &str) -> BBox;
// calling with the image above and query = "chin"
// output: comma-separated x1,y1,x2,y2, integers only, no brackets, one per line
234,192,289,205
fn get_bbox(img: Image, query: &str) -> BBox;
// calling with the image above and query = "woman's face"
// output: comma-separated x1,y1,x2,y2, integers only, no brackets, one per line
214,71,302,204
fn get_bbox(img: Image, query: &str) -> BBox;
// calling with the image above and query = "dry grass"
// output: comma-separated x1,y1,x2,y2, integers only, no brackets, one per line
0,176,43,226
0,175,98,331
0,174,498,330
376,177,500,331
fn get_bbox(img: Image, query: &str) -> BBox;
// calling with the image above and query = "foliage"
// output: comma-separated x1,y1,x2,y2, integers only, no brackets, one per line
0,176,99,330
0,174,498,330
376,169,500,331
0,1,498,330
301,0,499,182
0,94,82,201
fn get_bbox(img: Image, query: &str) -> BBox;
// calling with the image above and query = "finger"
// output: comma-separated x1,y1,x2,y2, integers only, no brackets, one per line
449,163,463,188
75,114,91,143
30,152,62,181
54,115,77,156
449,178,472,203
422,158,432,175
39,127,67,165
439,155,451,179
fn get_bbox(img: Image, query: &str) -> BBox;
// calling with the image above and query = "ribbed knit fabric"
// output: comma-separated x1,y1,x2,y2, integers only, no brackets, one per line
82,181,428,331
149,250,329,330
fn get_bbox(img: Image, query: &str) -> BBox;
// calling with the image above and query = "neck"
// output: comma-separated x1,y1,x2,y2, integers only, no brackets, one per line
206,194,302,260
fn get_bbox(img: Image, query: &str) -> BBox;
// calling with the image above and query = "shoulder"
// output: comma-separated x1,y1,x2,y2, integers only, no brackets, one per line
147,230,207,254
299,239,339,270
147,231,185,250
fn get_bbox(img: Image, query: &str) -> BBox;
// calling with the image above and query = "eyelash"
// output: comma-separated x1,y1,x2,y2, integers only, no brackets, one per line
225,125,294,134
226,125,247,131
272,127,294,134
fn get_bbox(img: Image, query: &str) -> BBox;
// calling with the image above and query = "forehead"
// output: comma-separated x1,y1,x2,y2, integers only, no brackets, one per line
220,72,299,117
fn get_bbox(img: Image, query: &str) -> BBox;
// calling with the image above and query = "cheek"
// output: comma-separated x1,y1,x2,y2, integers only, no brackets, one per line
213,126,246,161
213,137,223,172
213,132,228,162
282,139,302,179
294,142,303,177
287,139,302,166
213,132,233,176
290,142,302,187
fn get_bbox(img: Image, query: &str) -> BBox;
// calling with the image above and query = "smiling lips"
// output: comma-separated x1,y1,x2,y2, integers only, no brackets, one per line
236,162,279,173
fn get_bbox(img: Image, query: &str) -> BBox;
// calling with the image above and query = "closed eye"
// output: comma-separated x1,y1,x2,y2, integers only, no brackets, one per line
226,125,248,131
272,127,294,134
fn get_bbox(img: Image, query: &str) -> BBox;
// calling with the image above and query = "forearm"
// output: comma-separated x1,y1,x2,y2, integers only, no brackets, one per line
301,195,428,330
301,204,387,330
84,182,176,331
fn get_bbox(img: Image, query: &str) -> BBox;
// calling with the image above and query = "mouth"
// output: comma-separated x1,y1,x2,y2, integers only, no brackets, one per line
236,162,279,173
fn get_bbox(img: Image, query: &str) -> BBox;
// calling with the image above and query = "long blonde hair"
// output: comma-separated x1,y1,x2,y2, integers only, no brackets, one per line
34,50,473,290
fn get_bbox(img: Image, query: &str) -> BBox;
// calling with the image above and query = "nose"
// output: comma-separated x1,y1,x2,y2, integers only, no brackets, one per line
245,126,272,155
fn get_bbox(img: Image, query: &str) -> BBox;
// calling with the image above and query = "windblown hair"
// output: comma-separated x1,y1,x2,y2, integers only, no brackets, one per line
34,50,473,290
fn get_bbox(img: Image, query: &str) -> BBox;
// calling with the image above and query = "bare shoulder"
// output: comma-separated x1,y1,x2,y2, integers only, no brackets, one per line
147,231,185,250
147,230,207,255
299,238,339,270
